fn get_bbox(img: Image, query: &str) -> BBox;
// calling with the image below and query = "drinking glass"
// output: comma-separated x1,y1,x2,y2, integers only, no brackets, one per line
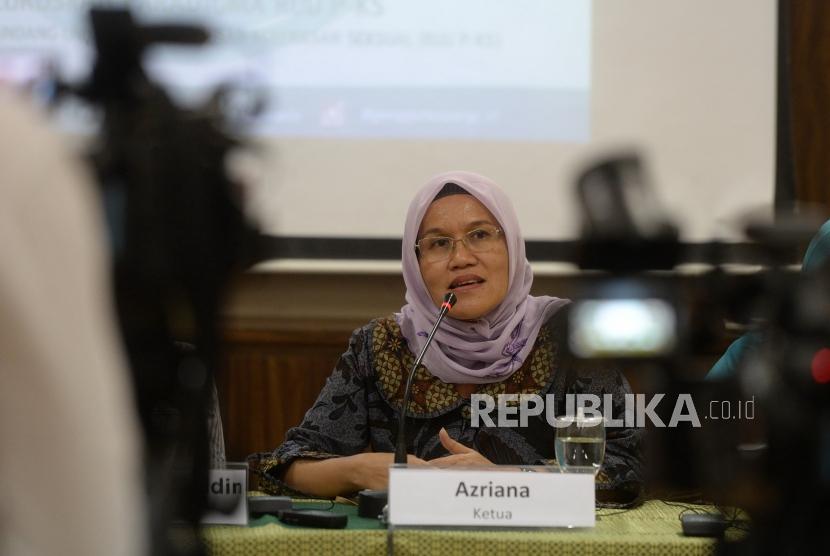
554,410,605,475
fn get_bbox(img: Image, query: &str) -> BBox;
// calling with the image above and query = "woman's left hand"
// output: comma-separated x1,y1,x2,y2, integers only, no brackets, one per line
429,427,493,467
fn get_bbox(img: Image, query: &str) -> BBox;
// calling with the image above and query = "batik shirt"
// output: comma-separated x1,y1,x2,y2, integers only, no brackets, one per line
251,308,644,506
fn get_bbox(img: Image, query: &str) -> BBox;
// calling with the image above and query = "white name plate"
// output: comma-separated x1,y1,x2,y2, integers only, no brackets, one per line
389,466,594,528
202,463,248,526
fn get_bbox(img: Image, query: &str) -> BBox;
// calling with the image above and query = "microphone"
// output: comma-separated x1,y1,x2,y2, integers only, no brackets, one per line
394,292,457,464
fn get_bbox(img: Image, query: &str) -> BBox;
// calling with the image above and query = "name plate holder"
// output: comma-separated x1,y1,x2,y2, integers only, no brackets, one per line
388,465,594,528
202,462,249,526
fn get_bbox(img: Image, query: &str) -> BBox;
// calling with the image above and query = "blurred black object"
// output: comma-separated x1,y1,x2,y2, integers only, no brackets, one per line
60,8,257,556
569,153,704,499
568,153,691,365
569,153,830,554
574,153,681,272
721,238,830,555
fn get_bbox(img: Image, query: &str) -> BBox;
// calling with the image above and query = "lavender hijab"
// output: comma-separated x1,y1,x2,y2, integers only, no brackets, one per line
396,171,569,384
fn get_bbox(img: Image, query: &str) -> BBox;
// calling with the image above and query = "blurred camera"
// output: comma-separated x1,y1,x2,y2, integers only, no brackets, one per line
566,153,683,362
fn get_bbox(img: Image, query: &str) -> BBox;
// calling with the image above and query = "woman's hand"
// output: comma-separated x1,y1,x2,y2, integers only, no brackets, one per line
347,452,430,491
428,427,493,467
284,453,429,497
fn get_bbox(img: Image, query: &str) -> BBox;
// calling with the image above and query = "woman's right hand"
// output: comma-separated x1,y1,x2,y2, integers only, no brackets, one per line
347,452,430,491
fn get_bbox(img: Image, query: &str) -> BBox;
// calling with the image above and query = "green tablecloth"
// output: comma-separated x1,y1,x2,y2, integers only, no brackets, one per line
202,501,385,555
202,500,743,556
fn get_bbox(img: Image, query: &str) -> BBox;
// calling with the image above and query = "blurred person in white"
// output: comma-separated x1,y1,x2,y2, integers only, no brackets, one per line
0,89,146,555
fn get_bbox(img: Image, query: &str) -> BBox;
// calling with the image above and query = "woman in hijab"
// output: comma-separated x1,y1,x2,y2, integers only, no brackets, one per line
251,171,643,504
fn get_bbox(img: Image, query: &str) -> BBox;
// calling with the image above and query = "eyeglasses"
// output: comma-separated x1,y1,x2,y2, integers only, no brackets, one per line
415,226,504,263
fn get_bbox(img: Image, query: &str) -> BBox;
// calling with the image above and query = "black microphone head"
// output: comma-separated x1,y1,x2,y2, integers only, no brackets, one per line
442,292,458,309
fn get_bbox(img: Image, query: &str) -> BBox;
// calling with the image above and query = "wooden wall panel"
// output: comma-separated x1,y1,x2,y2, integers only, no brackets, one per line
788,0,830,212
216,329,352,462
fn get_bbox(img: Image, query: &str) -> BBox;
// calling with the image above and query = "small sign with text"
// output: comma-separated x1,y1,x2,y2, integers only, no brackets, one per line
202,464,248,526
388,466,594,528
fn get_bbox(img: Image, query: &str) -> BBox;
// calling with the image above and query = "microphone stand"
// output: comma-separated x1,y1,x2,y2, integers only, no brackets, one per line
394,292,457,463
362,292,456,523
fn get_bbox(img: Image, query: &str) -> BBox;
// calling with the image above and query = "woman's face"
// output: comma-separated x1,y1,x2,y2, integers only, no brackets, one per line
417,194,509,321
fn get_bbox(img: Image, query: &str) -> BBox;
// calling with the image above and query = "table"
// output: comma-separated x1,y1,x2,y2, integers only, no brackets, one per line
202,500,744,556
202,500,386,555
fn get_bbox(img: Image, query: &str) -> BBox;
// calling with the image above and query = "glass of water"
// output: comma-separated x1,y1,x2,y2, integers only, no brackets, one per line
554,408,605,475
